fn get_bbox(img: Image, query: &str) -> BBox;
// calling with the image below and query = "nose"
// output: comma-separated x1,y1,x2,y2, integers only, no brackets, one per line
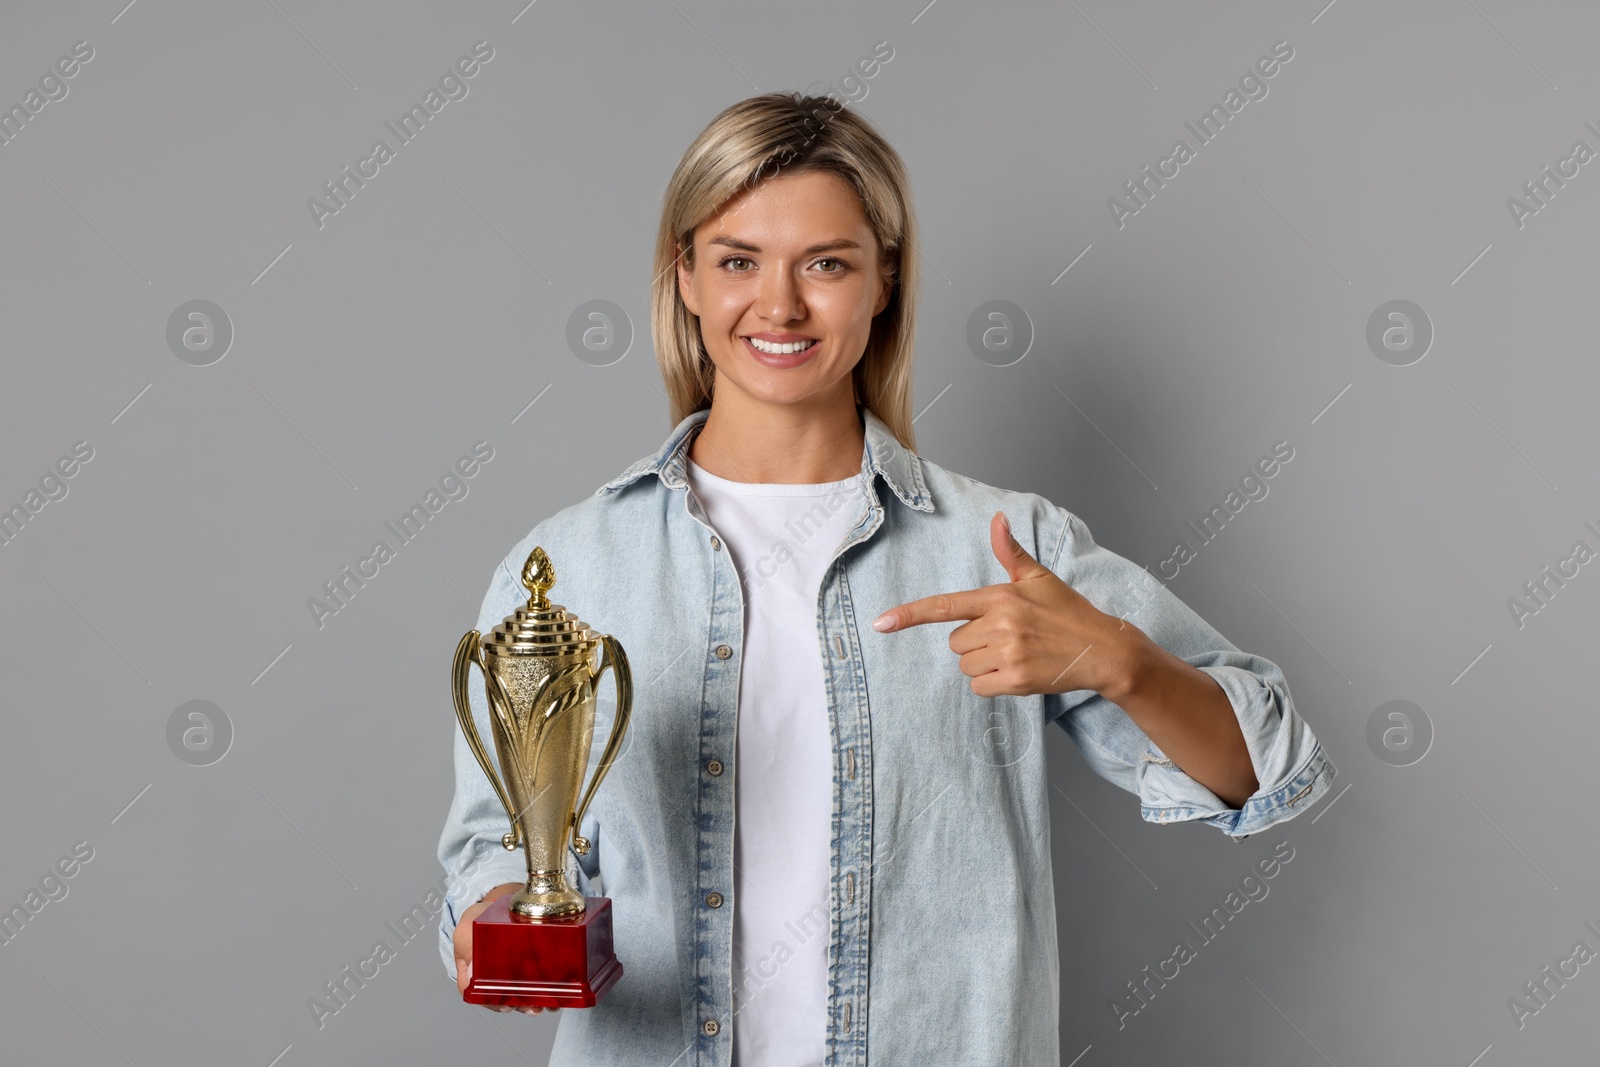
758,264,804,324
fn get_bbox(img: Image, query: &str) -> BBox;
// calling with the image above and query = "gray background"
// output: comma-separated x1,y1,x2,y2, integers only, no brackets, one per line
1,0,1595,1064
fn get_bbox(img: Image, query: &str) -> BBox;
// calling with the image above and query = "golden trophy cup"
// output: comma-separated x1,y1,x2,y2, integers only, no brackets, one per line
451,545,633,1008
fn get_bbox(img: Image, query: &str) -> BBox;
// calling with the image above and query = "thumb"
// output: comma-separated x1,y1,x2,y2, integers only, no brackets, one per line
991,511,1049,582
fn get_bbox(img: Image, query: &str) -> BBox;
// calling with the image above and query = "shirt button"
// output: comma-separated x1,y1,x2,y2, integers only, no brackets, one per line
714,644,732,660
710,535,721,551
706,758,724,776
705,891,723,908
703,1019,720,1036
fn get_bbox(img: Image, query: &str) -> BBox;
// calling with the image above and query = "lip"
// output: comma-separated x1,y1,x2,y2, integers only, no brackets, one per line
741,335,820,368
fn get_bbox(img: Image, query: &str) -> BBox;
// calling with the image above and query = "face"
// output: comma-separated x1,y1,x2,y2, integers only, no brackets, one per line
676,169,893,412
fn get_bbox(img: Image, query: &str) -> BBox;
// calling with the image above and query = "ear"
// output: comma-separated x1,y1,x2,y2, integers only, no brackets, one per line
873,265,893,317
676,243,700,317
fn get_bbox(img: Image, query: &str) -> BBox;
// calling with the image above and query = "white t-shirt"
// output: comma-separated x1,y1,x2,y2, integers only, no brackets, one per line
685,456,867,1067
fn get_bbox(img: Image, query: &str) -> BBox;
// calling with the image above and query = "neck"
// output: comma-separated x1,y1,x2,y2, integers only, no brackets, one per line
688,392,865,484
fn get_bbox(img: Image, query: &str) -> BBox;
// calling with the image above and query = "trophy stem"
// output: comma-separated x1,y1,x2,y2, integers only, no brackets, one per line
510,867,587,919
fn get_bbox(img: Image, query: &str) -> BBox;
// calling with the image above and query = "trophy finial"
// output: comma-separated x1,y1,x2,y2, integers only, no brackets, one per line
521,546,555,607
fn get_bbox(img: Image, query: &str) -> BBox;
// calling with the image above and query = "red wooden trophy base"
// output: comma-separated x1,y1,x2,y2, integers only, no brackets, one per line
462,895,623,1009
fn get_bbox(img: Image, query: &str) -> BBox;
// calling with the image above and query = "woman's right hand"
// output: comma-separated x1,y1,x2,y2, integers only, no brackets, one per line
454,882,562,1016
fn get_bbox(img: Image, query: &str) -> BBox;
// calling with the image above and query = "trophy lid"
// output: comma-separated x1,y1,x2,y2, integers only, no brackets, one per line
480,546,599,658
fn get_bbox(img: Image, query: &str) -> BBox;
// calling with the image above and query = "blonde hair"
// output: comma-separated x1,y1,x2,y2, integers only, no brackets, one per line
649,91,919,451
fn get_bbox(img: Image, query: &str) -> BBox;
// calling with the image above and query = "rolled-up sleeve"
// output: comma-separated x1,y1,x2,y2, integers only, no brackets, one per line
1041,508,1337,841
436,558,539,985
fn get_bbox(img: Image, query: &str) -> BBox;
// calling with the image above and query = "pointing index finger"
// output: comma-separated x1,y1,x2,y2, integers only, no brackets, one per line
872,587,990,632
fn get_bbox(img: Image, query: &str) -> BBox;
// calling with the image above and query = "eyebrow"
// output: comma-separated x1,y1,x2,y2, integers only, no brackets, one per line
705,236,864,255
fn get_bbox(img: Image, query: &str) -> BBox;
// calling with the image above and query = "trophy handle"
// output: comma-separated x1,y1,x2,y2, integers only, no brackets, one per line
570,633,633,856
451,630,523,852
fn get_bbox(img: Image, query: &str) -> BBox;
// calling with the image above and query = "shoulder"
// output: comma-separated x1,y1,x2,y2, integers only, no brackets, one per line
499,480,645,574
915,457,1164,618
487,448,672,606
912,453,1083,568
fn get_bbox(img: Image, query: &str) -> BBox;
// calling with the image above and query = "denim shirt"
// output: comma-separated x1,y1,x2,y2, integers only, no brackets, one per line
437,404,1336,1065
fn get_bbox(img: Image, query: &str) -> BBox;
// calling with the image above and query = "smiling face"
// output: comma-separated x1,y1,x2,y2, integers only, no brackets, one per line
676,169,893,415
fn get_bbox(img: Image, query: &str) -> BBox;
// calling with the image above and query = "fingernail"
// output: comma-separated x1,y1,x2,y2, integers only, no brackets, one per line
872,613,895,632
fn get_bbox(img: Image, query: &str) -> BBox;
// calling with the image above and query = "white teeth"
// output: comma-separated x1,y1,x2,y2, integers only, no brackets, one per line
746,337,816,355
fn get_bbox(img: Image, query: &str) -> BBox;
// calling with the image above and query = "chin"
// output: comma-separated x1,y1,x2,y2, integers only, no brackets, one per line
732,379,825,406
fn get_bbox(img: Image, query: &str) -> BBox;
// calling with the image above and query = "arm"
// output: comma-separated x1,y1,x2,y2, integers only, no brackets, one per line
1042,508,1335,838
872,506,1334,839
1099,632,1258,809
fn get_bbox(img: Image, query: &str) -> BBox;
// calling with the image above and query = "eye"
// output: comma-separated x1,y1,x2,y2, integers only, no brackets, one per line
717,255,754,272
815,257,845,273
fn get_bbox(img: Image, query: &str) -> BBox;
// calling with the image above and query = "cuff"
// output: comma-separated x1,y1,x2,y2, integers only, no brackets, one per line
1135,662,1337,841
1142,743,1337,841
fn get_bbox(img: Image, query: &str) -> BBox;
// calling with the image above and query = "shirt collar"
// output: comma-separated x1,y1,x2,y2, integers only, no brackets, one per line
594,403,933,512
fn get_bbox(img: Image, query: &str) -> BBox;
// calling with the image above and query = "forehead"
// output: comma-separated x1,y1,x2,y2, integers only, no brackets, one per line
696,169,873,245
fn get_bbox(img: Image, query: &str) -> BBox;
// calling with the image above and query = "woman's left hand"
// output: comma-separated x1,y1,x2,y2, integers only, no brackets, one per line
871,511,1146,699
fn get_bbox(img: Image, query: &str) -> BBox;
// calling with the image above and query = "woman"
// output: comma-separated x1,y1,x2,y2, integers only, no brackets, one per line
438,91,1335,1065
